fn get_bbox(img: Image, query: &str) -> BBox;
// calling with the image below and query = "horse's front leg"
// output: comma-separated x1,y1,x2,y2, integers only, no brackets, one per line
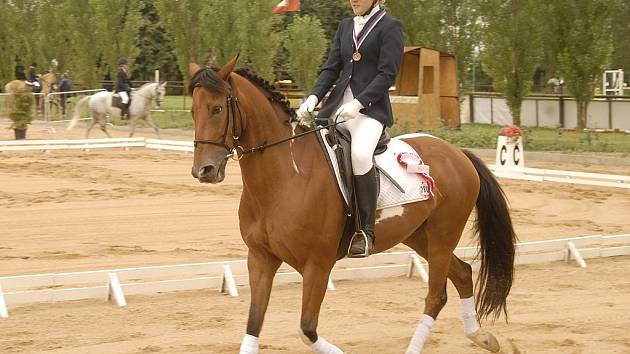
300,263,343,354
143,114,161,139
239,248,281,354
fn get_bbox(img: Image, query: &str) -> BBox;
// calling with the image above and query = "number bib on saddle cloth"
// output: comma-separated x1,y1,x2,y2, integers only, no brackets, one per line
318,129,434,209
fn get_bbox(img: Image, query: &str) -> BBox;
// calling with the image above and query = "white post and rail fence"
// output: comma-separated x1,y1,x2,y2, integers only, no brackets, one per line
0,234,628,319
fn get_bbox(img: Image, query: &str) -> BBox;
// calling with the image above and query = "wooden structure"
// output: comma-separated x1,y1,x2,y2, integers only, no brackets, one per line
391,47,459,131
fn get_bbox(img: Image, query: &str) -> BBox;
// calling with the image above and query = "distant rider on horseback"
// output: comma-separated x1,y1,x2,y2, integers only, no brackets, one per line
26,62,41,93
115,57,133,120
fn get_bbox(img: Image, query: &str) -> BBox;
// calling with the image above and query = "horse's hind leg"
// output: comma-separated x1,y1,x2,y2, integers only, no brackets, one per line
85,116,98,138
404,229,501,353
299,262,342,354
98,114,112,138
239,249,281,354
403,207,469,354
129,116,137,137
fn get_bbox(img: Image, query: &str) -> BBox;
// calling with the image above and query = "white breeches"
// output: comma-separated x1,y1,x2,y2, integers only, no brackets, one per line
337,87,384,176
119,91,129,104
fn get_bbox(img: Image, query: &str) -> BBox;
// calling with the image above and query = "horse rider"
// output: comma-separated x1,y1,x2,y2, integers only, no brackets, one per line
115,57,133,120
26,62,41,93
296,0,404,257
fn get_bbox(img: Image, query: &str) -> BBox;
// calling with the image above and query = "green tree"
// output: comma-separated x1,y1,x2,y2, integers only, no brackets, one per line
548,0,618,128
58,0,100,87
388,0,480,94
133,0,181,82
285,15,327,92
0,1,17,86
155,0,213,81
299,0,352,42
479,0,544,125
91,0,143,80
609,1,630,75
235,0,281,80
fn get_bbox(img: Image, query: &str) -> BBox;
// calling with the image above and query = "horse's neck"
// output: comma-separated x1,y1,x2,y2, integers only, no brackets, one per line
133,85,153,100
235,87,316,196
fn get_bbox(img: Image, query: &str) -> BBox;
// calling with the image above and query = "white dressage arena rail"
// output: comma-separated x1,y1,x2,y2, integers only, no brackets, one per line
490,165,630,189
0,234,628,318
0,137,192,153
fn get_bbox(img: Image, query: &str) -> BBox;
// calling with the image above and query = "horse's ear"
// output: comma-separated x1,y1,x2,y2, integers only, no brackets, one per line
189,63,202,77
218,53,240,81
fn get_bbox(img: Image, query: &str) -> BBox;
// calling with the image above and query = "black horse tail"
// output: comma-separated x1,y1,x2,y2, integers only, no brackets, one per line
462,149,517,322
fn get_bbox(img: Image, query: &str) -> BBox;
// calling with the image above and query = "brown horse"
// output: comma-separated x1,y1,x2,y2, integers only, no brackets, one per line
189,56,517,354
4,73,56,113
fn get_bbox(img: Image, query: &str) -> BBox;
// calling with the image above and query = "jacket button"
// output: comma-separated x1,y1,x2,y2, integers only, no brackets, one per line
349,75,352,79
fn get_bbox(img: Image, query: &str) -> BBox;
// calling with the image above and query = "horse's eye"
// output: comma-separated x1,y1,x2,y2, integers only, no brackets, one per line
211,106,223,115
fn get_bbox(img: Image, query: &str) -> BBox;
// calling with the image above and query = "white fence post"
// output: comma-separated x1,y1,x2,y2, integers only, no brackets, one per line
407,254,429,283
0,283,8,319
566,241,587,268
107,272,127,307
220,264,239,297
327,276,335,291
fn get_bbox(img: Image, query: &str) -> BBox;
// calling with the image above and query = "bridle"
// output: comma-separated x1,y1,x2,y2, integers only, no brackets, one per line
193,91,339,162
133,84,164,106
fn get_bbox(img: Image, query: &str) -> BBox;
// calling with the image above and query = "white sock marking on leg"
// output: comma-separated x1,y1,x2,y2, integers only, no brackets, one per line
239,334,259,354
405,314,435,354
460,296,481,334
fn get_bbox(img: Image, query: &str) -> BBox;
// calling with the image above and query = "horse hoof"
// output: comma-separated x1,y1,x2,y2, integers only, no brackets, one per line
466,330,500,352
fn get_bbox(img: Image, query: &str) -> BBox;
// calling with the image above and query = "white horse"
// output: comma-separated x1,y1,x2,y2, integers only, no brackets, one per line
68,82,167,138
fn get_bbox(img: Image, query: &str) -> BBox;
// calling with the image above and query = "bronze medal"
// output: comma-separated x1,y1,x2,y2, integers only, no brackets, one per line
352,51,362,62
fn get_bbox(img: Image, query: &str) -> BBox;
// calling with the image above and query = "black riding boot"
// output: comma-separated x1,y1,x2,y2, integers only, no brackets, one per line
121,105,129,120
348,166,378,258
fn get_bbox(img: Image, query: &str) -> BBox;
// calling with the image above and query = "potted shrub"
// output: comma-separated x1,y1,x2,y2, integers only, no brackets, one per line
8,88,35,140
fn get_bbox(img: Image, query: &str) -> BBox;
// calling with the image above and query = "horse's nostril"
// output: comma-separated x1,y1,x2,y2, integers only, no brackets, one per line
200,165,214,177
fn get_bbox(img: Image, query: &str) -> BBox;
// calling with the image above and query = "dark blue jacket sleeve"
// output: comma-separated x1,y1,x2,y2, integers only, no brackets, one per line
310,20,346,102
355,20,404,109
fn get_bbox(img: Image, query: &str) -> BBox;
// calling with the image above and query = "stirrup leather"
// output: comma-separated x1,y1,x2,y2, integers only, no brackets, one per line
347,230,371,258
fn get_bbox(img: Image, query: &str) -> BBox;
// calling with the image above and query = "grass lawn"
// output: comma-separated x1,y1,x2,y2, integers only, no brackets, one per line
3,93,629,154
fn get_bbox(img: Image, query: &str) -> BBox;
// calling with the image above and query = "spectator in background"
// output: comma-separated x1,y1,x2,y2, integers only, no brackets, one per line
59,73,73,116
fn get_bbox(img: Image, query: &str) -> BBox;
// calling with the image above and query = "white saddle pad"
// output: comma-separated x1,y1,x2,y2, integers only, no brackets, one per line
319,130,432,210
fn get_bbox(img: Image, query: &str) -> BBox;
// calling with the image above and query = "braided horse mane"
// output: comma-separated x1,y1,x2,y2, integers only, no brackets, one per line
233,68,297,121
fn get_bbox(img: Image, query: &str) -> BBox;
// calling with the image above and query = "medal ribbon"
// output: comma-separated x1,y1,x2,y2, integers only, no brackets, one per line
352,9,387,52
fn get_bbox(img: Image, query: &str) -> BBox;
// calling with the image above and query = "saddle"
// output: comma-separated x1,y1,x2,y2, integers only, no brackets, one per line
25,80,41,93
112,94,124,109
315,120,391,260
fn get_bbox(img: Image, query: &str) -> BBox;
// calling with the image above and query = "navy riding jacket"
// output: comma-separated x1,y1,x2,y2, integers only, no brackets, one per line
115,68,132,93
310,14,404,128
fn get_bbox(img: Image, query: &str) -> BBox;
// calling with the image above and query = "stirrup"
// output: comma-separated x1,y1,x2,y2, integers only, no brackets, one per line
347,230,372,258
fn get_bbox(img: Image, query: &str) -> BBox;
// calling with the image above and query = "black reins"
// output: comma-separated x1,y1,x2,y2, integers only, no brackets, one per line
193,94,339,161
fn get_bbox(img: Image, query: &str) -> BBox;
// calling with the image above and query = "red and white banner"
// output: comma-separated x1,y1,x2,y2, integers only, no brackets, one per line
272,0,300,14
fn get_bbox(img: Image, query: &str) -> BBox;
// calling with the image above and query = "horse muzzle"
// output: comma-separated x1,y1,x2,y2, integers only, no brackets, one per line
191,161,226,184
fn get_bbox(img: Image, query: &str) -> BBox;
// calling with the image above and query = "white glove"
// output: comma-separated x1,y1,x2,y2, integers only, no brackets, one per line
335,99,364,121
296,95,318,119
